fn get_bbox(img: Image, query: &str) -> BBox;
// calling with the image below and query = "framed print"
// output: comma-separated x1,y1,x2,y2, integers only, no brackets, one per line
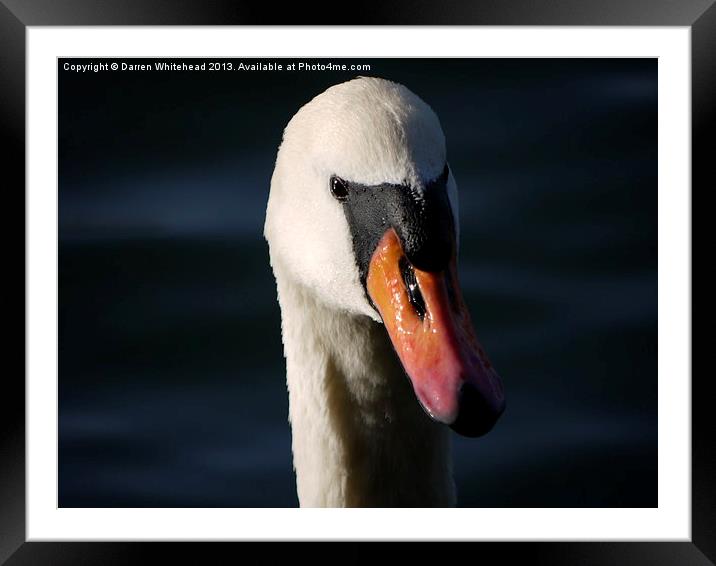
2,1,710,564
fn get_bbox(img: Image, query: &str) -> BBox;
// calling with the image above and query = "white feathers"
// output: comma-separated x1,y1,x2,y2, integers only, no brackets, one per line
264,77,457,507
265,77,454,320
286,76,447,187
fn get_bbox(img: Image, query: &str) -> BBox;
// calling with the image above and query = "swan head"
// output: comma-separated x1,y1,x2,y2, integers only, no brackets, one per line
265,77,504,437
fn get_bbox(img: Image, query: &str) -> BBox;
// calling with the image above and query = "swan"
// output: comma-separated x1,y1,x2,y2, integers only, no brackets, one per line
264,77,505,507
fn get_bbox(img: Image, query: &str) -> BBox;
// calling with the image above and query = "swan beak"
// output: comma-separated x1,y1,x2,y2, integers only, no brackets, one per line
366,229,505,437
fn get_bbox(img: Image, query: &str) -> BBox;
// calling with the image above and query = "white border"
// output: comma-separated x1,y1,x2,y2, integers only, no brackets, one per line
27,27,691,541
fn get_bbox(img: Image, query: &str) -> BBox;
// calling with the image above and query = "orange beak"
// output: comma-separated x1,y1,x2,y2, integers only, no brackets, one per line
367,229,505,437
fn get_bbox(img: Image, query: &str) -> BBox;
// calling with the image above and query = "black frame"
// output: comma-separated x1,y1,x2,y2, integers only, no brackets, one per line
2,1,709,564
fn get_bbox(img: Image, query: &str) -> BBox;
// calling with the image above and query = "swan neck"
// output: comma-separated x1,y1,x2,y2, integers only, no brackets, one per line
275,271,455,507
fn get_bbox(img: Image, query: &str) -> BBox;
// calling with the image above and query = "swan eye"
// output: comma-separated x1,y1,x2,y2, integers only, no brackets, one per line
330,176,349,202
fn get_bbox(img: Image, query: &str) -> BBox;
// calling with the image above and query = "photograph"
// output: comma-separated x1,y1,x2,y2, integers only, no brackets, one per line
58,57,657,509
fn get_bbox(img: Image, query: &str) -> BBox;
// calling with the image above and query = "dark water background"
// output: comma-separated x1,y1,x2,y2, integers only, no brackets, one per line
58,58,657,507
